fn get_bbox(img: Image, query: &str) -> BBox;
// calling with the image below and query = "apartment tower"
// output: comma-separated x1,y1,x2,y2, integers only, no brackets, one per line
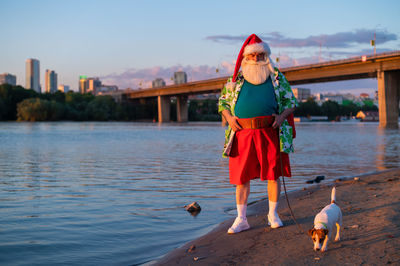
26,58,40,93
45,70,58,93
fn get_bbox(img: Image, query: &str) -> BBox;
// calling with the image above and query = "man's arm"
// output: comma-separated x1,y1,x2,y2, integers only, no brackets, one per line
221,109,242,132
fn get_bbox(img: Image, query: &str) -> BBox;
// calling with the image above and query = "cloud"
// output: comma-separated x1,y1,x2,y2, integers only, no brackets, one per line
100,63,234,90
205,35,248,44
206,29,398,48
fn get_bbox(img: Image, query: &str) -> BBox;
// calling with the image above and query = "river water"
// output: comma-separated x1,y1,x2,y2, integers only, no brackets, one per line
0,122,399,265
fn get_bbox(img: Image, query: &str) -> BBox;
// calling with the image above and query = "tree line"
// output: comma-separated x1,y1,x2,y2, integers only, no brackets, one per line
0,84,158,121
294,98,378,120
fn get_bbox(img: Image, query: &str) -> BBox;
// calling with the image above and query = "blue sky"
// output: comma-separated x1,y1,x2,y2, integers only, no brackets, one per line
1,0,399,95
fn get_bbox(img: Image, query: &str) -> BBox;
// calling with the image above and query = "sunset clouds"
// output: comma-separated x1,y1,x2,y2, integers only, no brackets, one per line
206,29,397,48
100,63,234,90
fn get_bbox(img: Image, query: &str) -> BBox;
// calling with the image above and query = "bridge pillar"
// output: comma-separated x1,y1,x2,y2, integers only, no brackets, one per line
378,70,400,128
157,95,170,122
176,96,188,122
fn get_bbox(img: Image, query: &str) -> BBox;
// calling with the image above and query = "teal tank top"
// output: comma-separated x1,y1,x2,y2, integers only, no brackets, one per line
234,77,278,118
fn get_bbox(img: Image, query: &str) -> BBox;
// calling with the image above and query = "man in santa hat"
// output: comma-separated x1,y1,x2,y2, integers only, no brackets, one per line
218,34,298,234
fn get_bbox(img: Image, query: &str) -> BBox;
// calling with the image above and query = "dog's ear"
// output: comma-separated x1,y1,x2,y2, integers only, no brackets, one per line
308,228,314,236
323,229,329,236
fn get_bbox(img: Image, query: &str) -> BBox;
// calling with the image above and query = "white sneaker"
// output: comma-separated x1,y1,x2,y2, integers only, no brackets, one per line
227,217,250,234
268,214,283,228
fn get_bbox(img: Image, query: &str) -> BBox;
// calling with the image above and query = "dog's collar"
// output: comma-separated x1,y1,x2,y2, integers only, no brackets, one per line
315,221,328,229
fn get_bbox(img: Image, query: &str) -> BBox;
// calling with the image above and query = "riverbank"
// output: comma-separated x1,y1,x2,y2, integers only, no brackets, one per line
155,168,400,265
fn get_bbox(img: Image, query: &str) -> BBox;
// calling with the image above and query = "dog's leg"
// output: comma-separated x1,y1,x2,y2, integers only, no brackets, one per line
335,223,341,241
320,236,329,252
335,210,343,242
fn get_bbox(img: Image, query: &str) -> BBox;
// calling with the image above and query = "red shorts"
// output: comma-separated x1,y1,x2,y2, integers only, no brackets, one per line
229,126,291,185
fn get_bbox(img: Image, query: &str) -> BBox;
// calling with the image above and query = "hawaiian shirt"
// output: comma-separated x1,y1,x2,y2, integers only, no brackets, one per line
218,67,299,157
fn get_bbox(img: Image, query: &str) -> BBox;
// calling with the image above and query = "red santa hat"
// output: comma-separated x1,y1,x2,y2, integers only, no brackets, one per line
231,34,271,82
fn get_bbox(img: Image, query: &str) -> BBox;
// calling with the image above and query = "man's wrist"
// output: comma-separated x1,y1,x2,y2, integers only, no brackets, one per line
222,110,233,120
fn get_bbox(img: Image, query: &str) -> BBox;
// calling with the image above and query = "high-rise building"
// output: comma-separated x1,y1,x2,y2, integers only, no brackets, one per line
79,76,102,94
26,58,40,93
79,76,88,94
0,73,17,86
292,88,311,102
87,78,102,95
58,85,70,93
174,71,187,85
45,70,58,93
152,78,166,88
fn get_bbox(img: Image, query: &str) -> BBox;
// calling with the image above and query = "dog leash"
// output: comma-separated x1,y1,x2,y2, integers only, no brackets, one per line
277,127,308,236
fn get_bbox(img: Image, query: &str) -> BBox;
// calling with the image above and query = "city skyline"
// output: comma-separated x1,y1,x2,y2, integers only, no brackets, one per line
1,0,399,95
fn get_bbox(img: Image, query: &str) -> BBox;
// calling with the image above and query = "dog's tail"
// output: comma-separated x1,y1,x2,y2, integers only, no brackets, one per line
331,187,336,204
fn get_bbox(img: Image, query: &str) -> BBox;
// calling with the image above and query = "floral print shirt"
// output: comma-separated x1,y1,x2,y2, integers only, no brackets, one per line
218,68,298,157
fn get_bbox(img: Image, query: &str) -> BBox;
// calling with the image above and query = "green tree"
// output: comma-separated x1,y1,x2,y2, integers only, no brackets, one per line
86,96,117,121
65,92,95,120
0,98,6,120
40,90,65,103
17,98,65,121
340,102,359,117
294,98,321,117
48,100,66,120
127,99,158,121
189,99,219,121
18,98,46,121
321,100,341,120
360,100,378,112
0,84,38,120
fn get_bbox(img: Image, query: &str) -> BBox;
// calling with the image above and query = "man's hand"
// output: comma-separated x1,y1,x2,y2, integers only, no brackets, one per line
272,107,296,129
272,114,284,129
227,116,242,132
222,110,242,132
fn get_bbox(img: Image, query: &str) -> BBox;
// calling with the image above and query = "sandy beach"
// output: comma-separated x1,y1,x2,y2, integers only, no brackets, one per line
156,168,400,265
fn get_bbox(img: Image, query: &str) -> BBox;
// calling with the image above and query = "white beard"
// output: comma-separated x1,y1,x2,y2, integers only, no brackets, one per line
241,57,271,85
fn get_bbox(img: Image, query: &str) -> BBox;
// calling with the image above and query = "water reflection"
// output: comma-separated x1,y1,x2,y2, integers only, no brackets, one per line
376,127,400,170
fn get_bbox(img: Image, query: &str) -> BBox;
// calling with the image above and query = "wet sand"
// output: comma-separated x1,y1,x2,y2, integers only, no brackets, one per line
155,169,400,265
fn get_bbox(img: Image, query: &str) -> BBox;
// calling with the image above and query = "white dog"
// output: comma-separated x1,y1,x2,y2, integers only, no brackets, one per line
308,187,342,252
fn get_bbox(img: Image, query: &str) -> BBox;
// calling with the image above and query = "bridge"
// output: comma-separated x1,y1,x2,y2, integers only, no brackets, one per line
107,51,400,128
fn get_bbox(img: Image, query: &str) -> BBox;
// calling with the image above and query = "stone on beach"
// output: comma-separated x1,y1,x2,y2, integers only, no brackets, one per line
306,175,325,184
187,245,196,253
184,202,201,215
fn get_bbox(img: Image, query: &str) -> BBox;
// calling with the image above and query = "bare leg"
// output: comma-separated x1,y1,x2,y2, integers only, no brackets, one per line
267,179,281,202
236,181,250,204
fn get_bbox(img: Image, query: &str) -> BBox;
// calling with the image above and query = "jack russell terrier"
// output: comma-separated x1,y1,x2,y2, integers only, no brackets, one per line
308,187,342,252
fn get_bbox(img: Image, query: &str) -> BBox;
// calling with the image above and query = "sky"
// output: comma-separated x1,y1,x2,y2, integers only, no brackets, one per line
1,0,400,96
